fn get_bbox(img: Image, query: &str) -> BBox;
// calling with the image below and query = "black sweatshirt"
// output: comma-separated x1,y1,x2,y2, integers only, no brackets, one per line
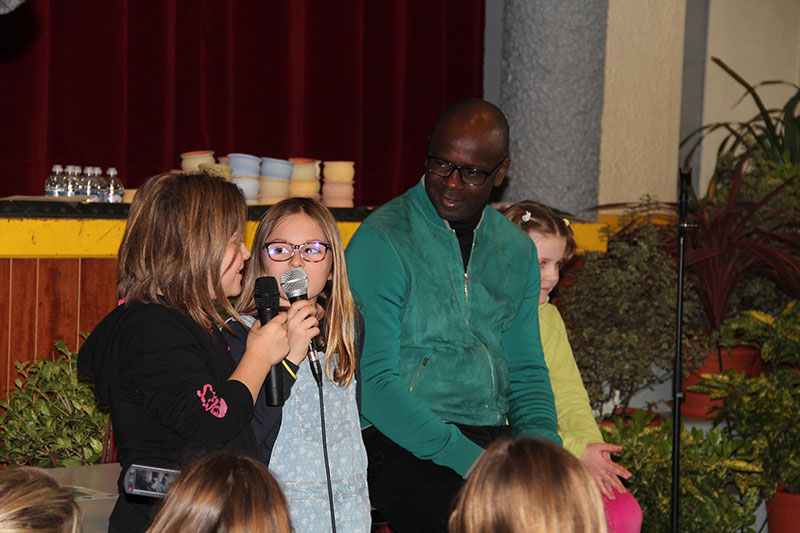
78,301,257,533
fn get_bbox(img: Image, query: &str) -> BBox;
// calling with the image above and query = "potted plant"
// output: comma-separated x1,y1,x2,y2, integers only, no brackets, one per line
682,164,800,333
692,301,800,532
674,59,800,417
0,340,109,467
681,57,800,324
673,159,800,416
601,409,769,532
682,57,800,188
557,206,708,416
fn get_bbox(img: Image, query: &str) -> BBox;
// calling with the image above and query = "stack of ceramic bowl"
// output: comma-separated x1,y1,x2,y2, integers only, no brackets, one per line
322,161,355,208
227,153,261,204
259,157,293,204
180,150,216,172
288,157,321,198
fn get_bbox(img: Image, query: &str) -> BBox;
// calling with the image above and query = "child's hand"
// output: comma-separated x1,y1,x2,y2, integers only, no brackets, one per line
231,312,290,404
580,442,631,500
285,300,321,365
247,312,290,367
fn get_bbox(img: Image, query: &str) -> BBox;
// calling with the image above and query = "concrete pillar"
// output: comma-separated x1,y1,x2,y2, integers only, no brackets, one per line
498,0,608,218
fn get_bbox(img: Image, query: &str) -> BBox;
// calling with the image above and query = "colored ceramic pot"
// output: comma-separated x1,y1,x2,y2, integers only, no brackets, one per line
323,160,355,182
180,150,215,172
227,153,261,178
260,157,294,180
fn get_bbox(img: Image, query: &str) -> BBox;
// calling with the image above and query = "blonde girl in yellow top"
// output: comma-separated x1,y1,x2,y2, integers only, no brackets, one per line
503,201,642,533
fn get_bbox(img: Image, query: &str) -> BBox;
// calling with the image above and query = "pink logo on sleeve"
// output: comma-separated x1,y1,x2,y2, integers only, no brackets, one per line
196,384,228,418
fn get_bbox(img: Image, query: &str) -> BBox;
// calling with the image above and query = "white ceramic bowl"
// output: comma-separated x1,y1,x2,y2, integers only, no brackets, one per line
180,150,215,172
260,157,293,179
322,181,354,198
291,163,318,181
228,153,261,177
231,176,260,199
289,179,320,197
260,176,291,196
323,161,355,182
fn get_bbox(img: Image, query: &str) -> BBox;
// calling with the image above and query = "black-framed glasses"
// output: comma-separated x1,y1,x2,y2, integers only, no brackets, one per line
425,154,506,186
264,241,330,262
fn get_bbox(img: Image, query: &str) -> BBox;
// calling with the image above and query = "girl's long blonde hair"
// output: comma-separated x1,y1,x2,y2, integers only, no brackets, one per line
238,198,358,386
147,451,291,533
117,172,246,332
0,467,81,533
449,438,607,533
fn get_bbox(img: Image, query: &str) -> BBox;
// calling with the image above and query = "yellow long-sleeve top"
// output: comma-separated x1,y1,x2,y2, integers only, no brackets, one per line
539,300,604,459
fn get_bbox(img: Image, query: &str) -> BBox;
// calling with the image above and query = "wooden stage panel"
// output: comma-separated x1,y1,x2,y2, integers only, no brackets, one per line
37,258,81,355
0,259,10,399
79,258,118,346
7,259,38,398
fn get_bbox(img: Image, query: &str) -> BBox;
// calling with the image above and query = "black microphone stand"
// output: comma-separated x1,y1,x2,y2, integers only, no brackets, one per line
671,167,696,532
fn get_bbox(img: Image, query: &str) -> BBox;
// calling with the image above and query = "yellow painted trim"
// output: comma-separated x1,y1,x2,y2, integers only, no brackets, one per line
1,217,607,257
570,221,607,254
336,222,361,248
0,219,125,258
1,218,366,258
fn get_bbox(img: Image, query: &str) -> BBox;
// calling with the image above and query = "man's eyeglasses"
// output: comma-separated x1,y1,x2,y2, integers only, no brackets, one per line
425,155,506,187
264,241,330,262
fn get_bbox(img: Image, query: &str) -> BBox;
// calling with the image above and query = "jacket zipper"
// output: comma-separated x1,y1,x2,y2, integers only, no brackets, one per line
409,357,429,391
457,230,497,417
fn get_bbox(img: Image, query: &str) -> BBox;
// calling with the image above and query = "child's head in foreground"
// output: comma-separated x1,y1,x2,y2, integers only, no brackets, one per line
449,437,607,533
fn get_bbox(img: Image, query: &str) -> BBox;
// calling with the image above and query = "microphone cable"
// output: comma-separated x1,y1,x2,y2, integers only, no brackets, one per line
280,268,336,531
308,341,337,533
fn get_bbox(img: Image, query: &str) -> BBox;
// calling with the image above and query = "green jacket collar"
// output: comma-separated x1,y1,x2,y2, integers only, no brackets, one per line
410,177,488,232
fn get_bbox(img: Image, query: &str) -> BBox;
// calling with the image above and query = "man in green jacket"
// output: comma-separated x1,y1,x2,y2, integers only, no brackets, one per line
345,99,559,532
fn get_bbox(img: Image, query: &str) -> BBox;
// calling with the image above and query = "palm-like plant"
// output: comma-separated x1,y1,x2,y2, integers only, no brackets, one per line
682,56,800,187
683,164,800,332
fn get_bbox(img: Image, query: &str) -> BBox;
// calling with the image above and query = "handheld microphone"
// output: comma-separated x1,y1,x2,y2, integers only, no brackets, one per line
254,276,284,406
280,268,323,385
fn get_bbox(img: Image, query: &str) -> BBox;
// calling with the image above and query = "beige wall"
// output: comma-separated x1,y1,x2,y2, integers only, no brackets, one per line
698,0,800,193
598,0,687,208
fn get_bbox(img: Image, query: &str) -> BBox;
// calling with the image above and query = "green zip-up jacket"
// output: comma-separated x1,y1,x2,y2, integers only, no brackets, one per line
345,179,560,476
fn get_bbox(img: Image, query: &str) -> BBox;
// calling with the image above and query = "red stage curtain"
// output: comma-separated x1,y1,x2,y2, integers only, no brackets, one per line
0,0,484,206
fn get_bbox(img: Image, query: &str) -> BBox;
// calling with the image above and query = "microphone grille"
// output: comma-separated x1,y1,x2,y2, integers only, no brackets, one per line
254,276,280,309
280,268,308,299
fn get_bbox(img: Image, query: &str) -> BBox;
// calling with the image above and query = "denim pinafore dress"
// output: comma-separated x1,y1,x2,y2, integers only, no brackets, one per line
269,351,371,532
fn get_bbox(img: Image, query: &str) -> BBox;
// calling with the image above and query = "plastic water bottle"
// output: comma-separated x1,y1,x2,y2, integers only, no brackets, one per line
45,164,63,197
94,167,108,203
106,167,124,203
77,166,89,196
79,166,101,201
62,165,79,197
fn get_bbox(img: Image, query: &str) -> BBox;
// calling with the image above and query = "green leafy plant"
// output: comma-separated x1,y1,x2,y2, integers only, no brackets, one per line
679,58,800,328
682,165,800,332
0,340,108,467
601,410,769,532
720,299,800,367
693,300,800,495
682,56,800,177
558,206,708,414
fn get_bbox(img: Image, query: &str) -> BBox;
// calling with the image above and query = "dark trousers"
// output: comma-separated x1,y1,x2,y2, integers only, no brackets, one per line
363,424,513,533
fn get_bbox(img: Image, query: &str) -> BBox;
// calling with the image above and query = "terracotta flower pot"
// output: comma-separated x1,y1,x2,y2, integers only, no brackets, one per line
767,487,800,533
681,345,760,419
